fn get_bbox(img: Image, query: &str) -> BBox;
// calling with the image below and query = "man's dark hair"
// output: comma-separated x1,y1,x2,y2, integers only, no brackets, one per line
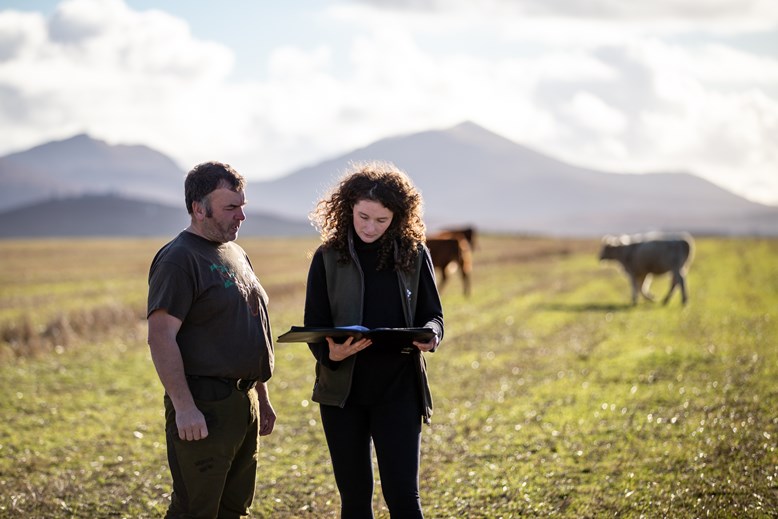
185,161,246,215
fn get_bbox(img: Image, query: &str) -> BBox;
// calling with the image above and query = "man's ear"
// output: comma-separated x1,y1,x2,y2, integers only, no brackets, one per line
191,200,206,221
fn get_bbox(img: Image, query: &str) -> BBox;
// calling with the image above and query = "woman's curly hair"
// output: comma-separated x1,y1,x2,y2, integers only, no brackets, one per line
310,161,426,272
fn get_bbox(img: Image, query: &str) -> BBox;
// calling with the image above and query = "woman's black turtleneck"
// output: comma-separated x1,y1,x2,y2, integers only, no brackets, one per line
348,234,418,405
304,233,424,406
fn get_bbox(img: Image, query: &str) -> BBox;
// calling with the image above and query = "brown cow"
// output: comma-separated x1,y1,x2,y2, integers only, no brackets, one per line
426,227,476,296
433,227,476,251
599,232,694,305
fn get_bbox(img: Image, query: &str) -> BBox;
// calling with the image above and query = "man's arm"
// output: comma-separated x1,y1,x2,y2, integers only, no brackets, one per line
147,309,208,441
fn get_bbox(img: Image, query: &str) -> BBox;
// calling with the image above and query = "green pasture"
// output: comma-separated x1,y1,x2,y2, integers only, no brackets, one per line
0,235,776,518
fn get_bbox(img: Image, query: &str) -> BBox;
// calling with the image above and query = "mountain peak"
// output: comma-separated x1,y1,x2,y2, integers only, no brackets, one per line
61,132,97,143
442,120,536,154
448,120,490,133
249,123,777,236
0,133,185,212
6,133,115,162
1,126,775,237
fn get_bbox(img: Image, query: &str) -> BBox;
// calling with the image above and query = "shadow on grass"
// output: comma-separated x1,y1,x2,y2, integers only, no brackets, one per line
538,302,635,312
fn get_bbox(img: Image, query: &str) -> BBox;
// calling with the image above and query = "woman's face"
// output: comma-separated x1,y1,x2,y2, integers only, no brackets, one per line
352,199,393,243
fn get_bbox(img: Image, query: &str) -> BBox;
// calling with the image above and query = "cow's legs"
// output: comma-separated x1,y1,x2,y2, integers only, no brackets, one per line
437,266,448,293
662,278,676,305
629,275,640,305
635,274,655,302
663,271,688,305
460,262,470,297
679,274,688,305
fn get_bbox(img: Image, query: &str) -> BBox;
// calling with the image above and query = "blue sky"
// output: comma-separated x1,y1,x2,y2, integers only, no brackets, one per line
1,0,777,205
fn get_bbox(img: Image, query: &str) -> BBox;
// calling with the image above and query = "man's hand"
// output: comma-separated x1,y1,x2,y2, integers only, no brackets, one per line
256,382,276,436
175,405,209,441
258,399,277,436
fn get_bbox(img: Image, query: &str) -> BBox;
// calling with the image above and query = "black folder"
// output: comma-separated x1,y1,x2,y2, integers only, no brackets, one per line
277,325,436,344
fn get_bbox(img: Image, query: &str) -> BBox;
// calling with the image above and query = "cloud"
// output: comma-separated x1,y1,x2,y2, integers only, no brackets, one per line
0,11,43,62
0,0,776,205
354,0,778,22
0,0,234,157
561,91,628,134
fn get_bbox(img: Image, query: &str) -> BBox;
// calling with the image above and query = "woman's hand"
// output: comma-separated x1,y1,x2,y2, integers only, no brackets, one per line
413,334,439,352
326,335,373,361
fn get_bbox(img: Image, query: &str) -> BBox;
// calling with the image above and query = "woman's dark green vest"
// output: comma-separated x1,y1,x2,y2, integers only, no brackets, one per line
311,233,434,424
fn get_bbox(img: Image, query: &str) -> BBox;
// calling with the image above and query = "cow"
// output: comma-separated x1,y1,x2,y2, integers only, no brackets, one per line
432,227,477,251
599,232,694,306
426,227,476,296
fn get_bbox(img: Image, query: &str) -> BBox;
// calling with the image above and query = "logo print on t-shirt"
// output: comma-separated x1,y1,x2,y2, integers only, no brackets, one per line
210,263,237,288
210,262,263,317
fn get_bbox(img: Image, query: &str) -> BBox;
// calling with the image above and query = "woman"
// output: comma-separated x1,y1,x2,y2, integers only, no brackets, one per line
304,161,444,518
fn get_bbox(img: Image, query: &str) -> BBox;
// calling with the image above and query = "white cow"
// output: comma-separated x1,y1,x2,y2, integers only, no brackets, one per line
600,232,694,305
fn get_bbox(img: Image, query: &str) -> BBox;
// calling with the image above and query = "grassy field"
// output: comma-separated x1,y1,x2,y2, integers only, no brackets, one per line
0,234,776,518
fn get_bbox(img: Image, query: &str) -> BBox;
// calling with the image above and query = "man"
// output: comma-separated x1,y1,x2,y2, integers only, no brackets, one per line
147,161,276,518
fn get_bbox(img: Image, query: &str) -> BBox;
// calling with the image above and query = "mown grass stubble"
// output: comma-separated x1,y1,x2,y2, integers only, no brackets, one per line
0,235,775,517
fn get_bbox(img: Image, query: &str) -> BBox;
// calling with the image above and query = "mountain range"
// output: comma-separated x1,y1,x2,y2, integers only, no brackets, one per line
0,122,776,238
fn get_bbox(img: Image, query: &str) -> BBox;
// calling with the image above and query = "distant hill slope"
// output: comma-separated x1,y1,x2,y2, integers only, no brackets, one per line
0,123,776,237
0,134,184,211
249,121,778,236
0,194,315,238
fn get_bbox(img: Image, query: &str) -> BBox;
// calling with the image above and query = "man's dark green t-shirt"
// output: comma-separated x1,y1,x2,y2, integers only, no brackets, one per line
147,231,274,382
